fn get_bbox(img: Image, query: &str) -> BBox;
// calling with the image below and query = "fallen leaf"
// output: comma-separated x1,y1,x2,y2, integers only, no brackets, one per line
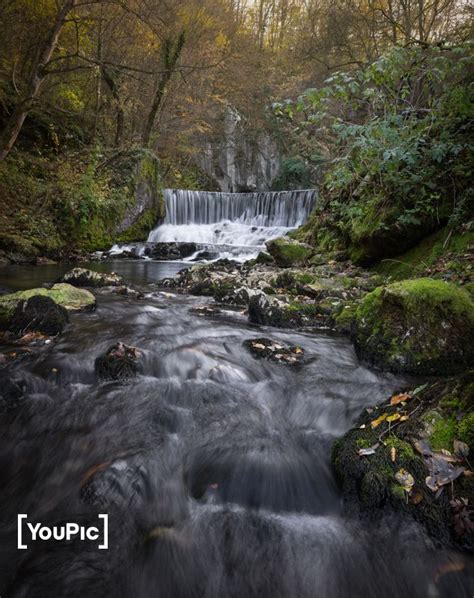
386,413,401,423
414,439,433,456
395,468,415,492
436,466,465,486
390,446,396,462
411,489,423,504
453,440,469,459
399,415,409,421
433,450,459,463
390,393,411,406
371,413,388,429
358,443,380,456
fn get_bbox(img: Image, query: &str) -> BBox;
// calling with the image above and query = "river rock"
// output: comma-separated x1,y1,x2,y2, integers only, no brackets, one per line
0,284,95,332
189,305,222,316
144,242,197,260
265,237,313,267
243,338,305,365
61,267,123,287
248,292,302,328
352,278,474,375
95,342,143,380
255,251,274,265
9,295,69,336
113,286,145,299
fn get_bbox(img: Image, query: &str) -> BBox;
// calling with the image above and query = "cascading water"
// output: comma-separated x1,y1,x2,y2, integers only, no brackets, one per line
0,262,472,597
144,188,317,261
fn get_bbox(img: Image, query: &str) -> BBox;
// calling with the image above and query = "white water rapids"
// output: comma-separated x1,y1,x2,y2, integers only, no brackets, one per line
111,189,317,262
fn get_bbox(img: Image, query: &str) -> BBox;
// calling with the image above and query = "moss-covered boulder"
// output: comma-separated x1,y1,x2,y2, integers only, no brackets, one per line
8,295,69,336
265,237,313,267
352,278,474,374
332,373,474,550
0,283,96,328
61,268,123,288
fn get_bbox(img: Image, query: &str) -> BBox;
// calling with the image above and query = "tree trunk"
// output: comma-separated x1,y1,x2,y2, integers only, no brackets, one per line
0,0,78,160
102,68,124,147
142,31,185,148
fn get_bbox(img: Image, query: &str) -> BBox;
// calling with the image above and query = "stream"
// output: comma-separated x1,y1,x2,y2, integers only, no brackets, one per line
0,189,472,597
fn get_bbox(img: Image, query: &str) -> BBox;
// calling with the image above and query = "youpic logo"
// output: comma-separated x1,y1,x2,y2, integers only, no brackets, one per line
17,514,108,550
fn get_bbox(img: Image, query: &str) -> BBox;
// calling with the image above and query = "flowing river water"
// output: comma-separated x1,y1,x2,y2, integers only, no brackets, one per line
0,190,472,597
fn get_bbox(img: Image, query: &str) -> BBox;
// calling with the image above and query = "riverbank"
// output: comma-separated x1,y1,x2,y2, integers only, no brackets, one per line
0,148,164,264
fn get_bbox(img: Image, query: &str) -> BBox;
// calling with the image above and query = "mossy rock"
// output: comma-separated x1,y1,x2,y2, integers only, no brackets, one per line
334,304,357,334
0,283,96,328
61,268,123,288
352,278,474,374
265,237,313,267
332,373,474,549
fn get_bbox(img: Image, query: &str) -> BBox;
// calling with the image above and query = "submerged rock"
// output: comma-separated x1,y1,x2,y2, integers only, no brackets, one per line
352,278,474,375
0,284,95,332
189,305,222,316
265,237,313,267
113,286,145,299
0,373,26,413
332,372,474,550
95,342,143,380
9,295,69,336
243,337,305,365
61,267,123,288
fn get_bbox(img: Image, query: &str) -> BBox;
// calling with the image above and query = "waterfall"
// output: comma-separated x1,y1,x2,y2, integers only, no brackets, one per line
111,188,317,262
144,188,317,261
157,189,317,228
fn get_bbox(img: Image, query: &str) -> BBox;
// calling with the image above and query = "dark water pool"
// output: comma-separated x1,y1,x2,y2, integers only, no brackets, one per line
0,260,186,292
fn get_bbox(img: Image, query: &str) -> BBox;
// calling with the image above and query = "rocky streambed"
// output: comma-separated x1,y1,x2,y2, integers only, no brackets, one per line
0,256,472,596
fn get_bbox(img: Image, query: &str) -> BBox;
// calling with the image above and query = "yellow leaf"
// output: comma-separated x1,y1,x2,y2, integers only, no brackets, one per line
395,468,415,492
387,413,401,423
370,413,388,428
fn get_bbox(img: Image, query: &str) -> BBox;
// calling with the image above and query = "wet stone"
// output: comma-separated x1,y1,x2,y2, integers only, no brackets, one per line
9,295,69,336
189,305,222,316
243,337,305,365
61,267,123,288
95,342,143,380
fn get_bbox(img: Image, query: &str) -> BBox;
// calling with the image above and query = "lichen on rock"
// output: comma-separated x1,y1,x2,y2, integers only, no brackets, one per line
62,267,123,288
